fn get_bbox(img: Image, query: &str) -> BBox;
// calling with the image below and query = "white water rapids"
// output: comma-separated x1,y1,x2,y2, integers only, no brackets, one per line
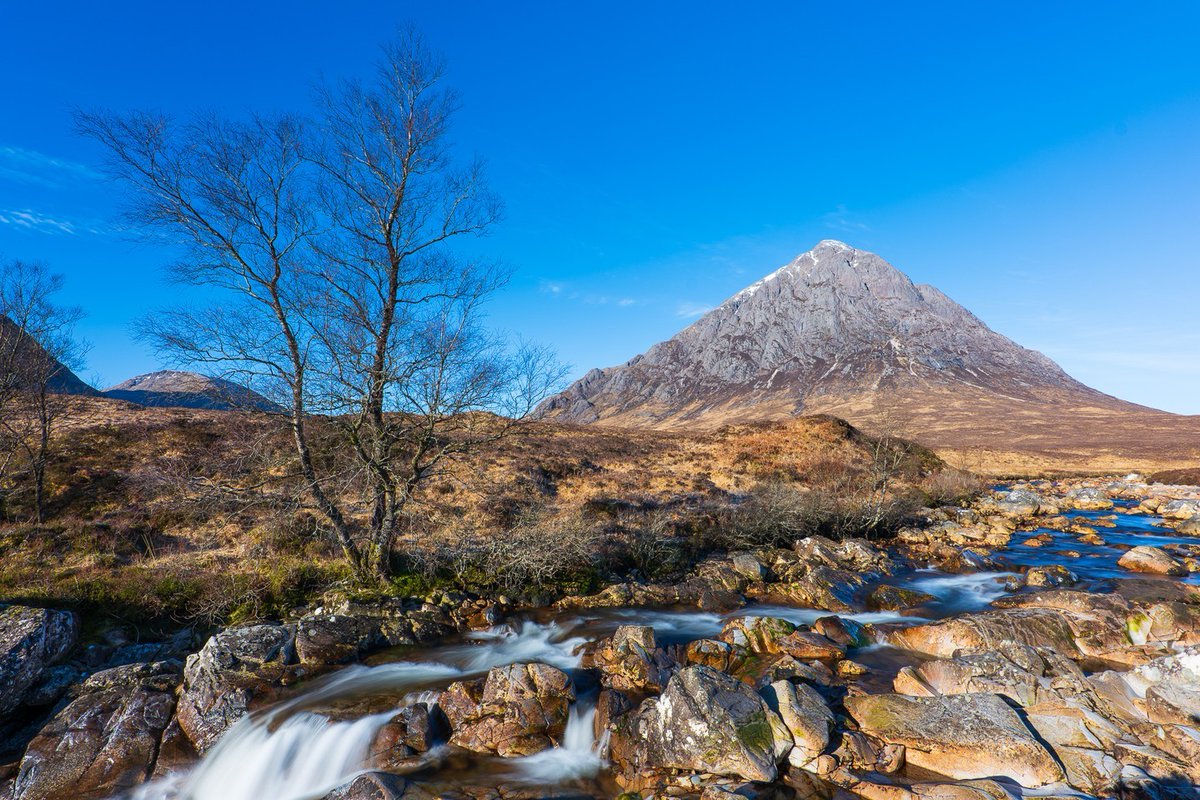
118,563,1060,800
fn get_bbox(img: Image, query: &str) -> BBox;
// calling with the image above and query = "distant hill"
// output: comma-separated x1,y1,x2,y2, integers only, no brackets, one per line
0,314,98,396
103,370,279,411
538,240,1200,472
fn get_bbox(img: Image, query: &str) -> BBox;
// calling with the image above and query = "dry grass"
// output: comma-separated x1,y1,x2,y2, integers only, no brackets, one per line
0,398,948,629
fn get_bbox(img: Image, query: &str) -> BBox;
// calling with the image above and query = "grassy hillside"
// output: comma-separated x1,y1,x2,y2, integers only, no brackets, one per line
0,398,968,635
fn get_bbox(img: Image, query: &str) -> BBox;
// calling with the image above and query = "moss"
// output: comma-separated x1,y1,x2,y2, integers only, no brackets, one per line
734,711,776,754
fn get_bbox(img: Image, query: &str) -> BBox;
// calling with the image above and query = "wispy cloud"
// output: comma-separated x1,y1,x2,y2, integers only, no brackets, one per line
675,301,713,319
540,280,636,308
821,204,872,235
0,145,100,189
0,208,107,236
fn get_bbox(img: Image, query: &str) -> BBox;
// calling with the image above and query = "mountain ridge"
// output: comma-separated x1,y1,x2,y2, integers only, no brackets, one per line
537,241,1198,469
103,370,279,411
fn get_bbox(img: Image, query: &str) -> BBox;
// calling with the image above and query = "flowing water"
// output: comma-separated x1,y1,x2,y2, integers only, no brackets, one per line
120,505,1194,800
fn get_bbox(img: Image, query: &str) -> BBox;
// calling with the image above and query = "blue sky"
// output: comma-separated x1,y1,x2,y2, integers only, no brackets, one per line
2,2,1199,412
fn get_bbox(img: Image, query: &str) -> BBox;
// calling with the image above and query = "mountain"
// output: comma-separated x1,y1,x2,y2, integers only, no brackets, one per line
103,370,279,411
0,314,98,396
538,241,1200,471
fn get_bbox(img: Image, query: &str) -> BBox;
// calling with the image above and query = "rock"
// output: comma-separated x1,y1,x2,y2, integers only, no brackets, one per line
1119,546,1187,577
844,692,1066,787
369,703,442,772
731,553,768,581
1065,487,1114,510
176,623,296,752
295,613,378,665
586,625,675,693
995,489,1051,517
12,662,177,800
1160,499,1200,520
1174,515,1200,537
686,639,747,674
1023,565,1078,588
866,584,935,611
893,644,1084,707
0,607,77,716
760,680,834,769
889,608,1083,660
613,665,790,782
440,662,573,756
719,617,843,660
320,772,408,800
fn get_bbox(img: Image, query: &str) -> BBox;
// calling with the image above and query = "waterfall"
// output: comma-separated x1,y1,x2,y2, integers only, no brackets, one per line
509,701,606,784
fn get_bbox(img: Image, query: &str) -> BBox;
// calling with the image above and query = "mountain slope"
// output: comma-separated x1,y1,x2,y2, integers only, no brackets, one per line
0,314,97,395
538,241,1200,471
103,370,279,411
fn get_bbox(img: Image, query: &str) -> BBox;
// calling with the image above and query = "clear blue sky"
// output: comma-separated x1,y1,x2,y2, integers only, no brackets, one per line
2,2,1198,412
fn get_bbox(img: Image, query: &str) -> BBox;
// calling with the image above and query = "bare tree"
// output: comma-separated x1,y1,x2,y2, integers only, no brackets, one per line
0,260,87,522
77,31,563,582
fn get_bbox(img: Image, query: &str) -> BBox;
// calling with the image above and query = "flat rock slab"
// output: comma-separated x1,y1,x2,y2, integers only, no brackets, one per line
844,692,1065,787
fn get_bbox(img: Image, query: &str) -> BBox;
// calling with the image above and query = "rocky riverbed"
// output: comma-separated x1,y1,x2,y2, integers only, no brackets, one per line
4,475,1200,800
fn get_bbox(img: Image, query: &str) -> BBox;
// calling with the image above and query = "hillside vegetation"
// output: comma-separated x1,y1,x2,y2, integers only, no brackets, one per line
0,397,966,635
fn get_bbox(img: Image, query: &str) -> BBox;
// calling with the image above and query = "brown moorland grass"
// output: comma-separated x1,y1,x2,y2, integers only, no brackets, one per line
0,397,950,633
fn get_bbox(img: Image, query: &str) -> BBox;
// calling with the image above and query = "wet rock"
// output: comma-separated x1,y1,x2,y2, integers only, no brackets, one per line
719,617,844,661
1119,546,1187,577
844,692,1065,786
612,664,790,782
594,688,633,740
12,662,177,800
369,703,442,772
760,680,833,770
176,623,296,752
586,625,675,694
759,568,864,612
0,607,77,716
866,584,935,611
320,771,408,800
1022,565,1078,588
440,662,573,756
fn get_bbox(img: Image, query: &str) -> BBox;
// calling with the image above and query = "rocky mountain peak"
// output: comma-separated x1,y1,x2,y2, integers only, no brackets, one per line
538,241,1112,429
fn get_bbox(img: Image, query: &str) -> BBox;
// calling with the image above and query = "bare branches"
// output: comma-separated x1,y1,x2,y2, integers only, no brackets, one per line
0,260,88,522
79,31,562,582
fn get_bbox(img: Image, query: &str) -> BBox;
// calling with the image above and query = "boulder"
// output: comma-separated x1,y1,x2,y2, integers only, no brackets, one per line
0,607,77,716
866,584,935,611
844,692,1065,787
760,680,834,769
369,703,442,772
1160,499,1200,520
12,662,178,800
613,665,790,782
440,662,573,756
1174,515,1200,537
1065,487,1114,511
994,489,1051,517
889,608,1083,660
585,625,675,694
176,623,296,752
1023,565,1078,588
720,616,844,660
1118,546,1187,577
319,772,408,800
893,644,1086,708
